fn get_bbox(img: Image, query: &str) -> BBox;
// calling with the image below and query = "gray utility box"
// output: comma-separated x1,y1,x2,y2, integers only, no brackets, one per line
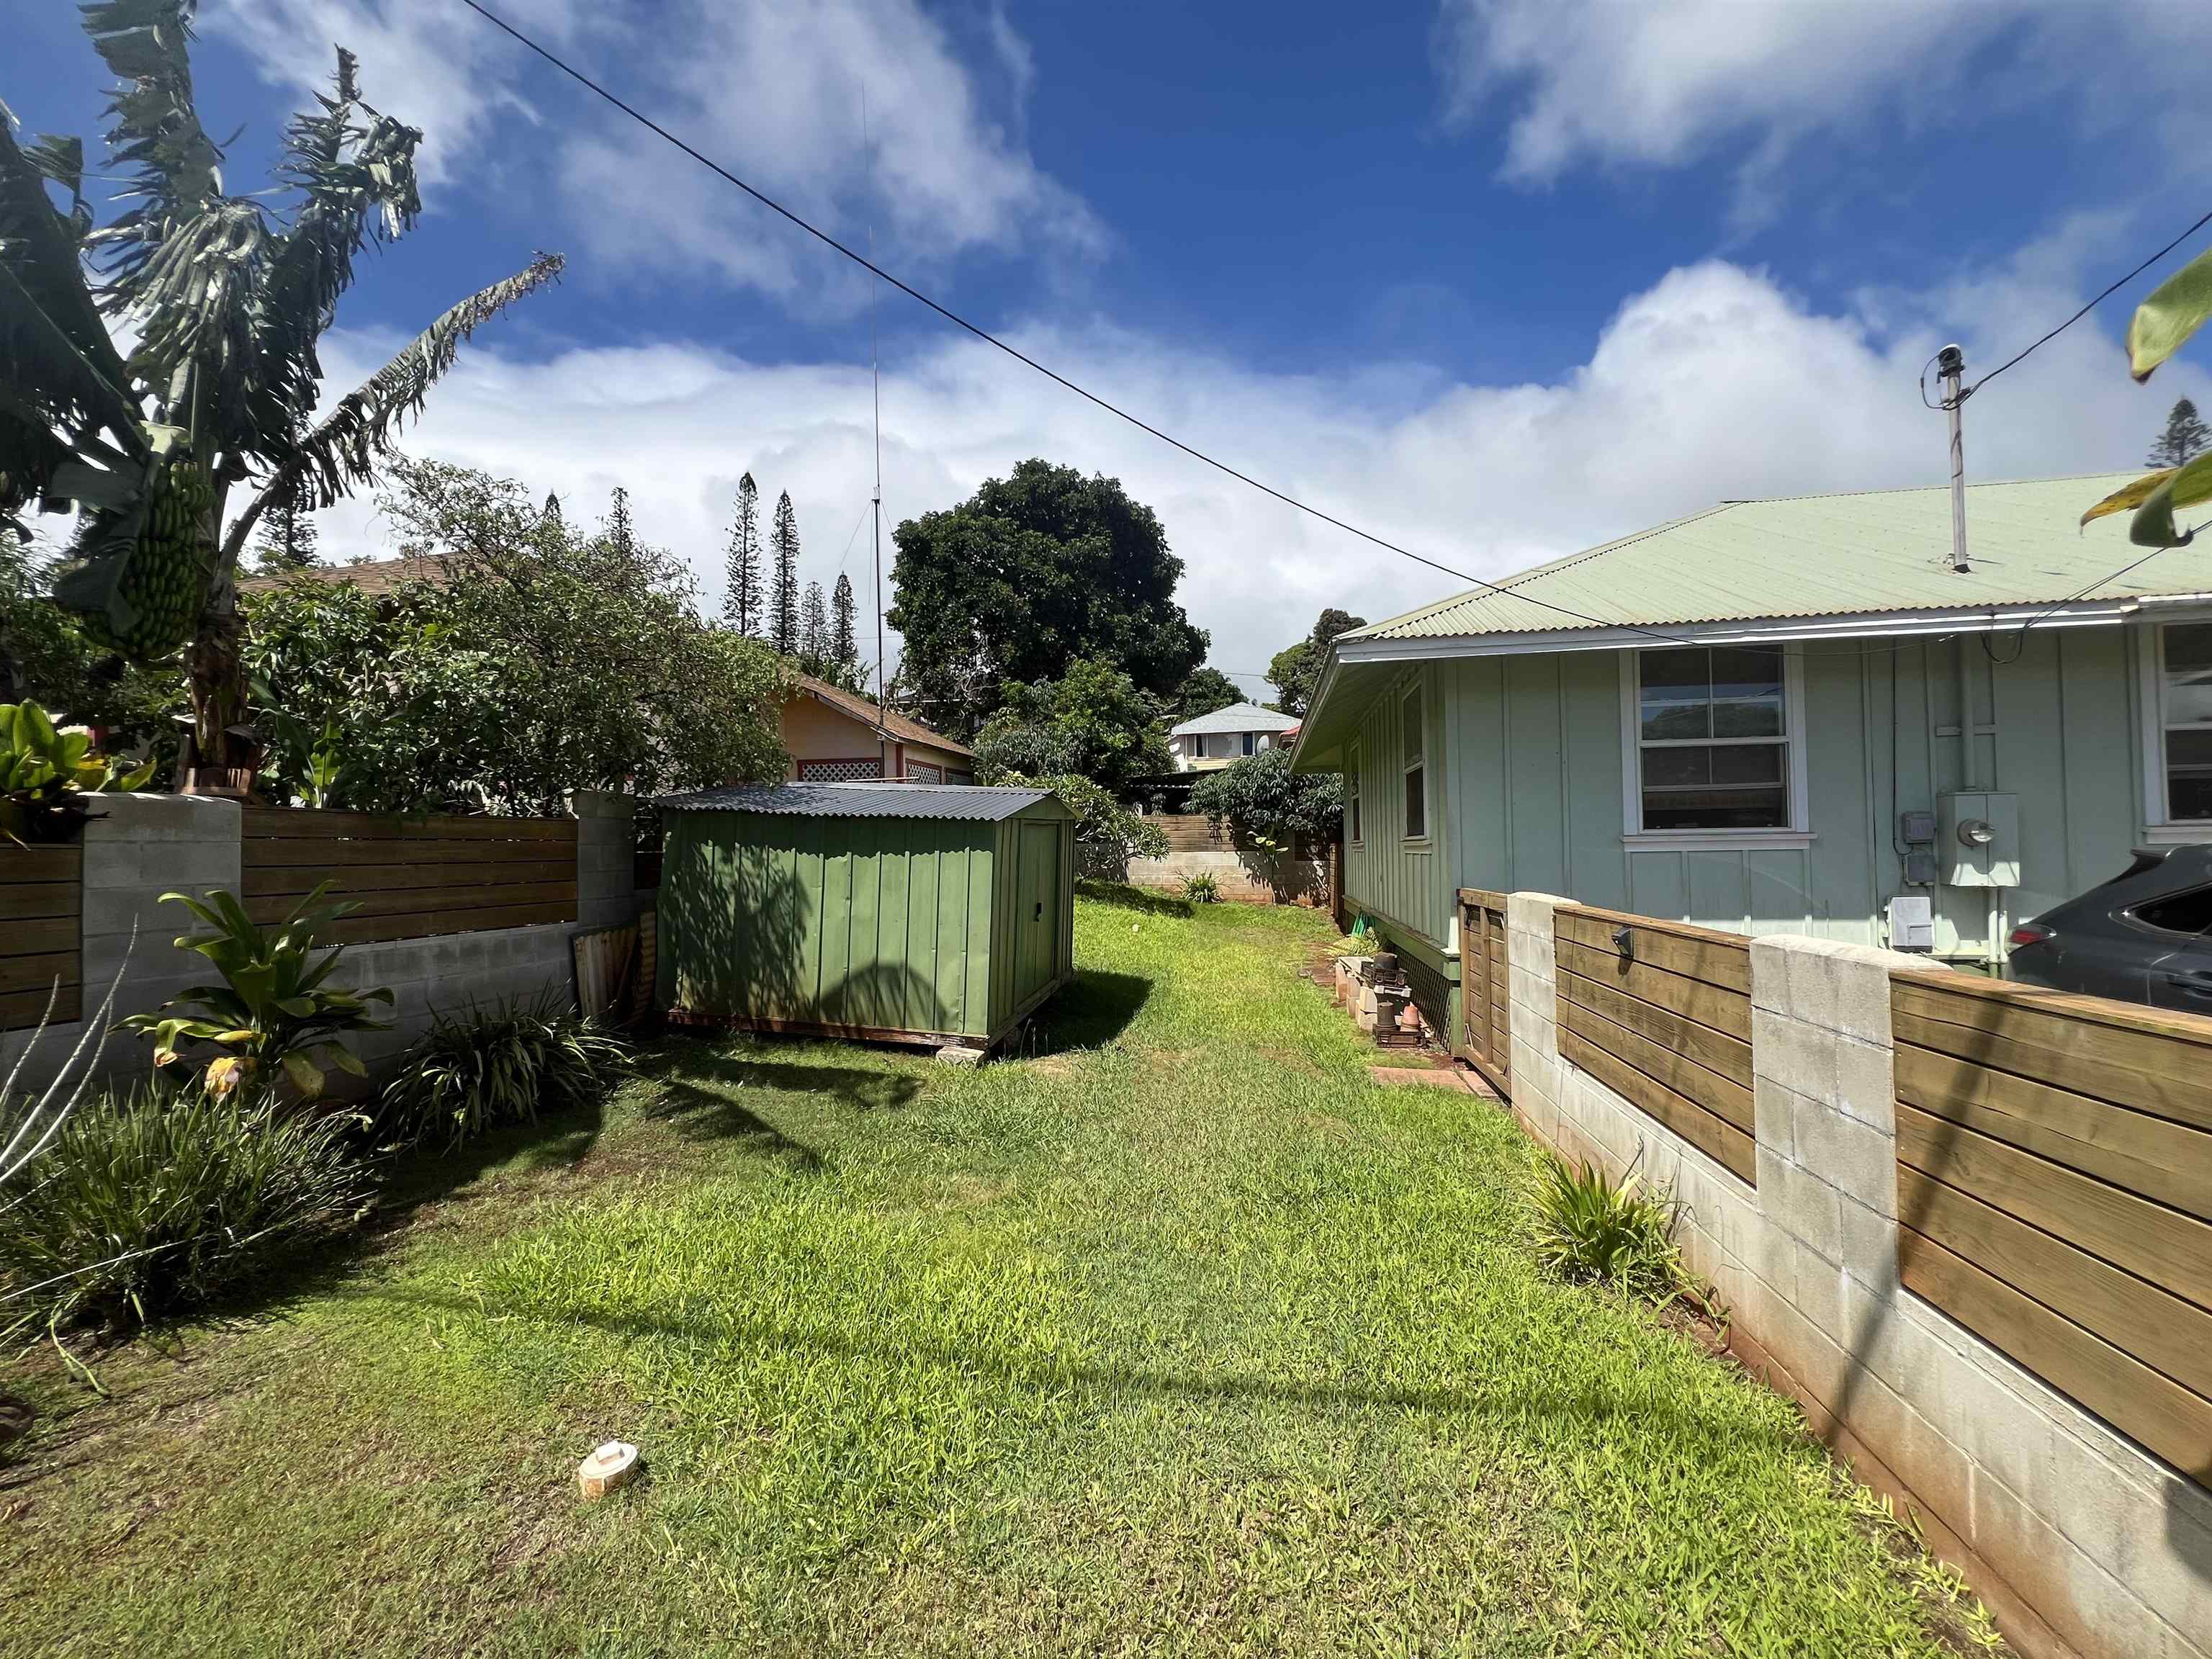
1937,791,2020,888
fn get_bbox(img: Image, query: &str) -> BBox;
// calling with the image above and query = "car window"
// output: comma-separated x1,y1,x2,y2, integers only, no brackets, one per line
2133,884,2212,937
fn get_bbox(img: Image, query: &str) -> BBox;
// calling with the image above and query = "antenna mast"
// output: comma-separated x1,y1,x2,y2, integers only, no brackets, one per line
865,89,889,782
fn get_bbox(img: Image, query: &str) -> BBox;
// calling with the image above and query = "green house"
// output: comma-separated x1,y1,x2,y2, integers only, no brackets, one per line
1292,474,2212,1036
656,782,1076,1050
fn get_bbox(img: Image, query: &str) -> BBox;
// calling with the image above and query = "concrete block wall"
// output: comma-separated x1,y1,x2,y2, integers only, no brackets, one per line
4,793,646,1094
1502,891,2212,1659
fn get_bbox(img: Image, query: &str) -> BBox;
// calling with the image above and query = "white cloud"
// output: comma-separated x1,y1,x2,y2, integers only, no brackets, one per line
214,0,1098,295
1435,0,2212,199
305,251,2202,689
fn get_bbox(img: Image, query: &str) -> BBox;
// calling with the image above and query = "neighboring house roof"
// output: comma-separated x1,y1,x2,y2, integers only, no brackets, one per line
791,673,972,757
238,552,451,596
659,782,1051,820
1170,701,1300,737
1341,474,2203,644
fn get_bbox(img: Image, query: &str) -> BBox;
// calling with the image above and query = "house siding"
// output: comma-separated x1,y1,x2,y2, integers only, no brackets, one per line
1341,626,2153,965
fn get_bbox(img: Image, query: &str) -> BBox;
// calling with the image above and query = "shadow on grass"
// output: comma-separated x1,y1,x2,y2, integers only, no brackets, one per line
361,1280,1799,1461
1013,971,1152,1057
1076,881,1192,920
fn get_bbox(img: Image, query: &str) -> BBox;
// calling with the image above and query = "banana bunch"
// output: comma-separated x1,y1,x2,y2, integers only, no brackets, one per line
78,454,215,660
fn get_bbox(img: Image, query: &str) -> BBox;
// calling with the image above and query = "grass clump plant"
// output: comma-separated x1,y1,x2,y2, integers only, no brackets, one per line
0,1086,371,1338
377,998,631,1150
1529,1148,1695,1303
1179,871,1220,904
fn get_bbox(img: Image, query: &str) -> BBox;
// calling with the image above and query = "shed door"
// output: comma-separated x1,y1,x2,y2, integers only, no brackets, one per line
1014,820,1061,1010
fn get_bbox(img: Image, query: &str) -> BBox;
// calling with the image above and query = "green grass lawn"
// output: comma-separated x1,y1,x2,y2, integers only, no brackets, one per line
1,889,2000,1658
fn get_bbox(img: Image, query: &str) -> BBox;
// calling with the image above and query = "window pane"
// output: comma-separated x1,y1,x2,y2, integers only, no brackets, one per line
1403,688,1424,766
1641,746,1711,788
1404,763,1426,838
2167,624,2212,728
1709,743,1784,784
2171,728,2212,821
1638,649,1709,696
1712,698,1784,737
1642,783,1788,830
1640,701,1709,741
1709,647,1784,703
2135,885,2212,935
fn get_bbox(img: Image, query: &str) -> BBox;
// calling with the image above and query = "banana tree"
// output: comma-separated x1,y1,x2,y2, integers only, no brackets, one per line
2082,248,2212,544
1,1,561,790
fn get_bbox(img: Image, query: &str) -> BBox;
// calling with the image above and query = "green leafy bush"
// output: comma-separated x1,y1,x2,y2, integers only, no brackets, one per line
1529,1151,1691,1303
1,698,155,843
121,885,392,1102
991,770,1169,865
1181,871,1220,904
377,999,631,1150
0,1087,372,1337
1187,749,1341,848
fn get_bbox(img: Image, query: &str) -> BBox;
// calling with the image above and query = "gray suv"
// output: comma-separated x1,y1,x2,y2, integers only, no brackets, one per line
2008,843,2212,1012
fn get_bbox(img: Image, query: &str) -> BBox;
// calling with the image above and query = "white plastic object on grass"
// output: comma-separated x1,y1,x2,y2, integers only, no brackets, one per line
578,1440,641,1500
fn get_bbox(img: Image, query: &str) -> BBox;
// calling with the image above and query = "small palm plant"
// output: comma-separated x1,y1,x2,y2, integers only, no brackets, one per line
122,884,391,1101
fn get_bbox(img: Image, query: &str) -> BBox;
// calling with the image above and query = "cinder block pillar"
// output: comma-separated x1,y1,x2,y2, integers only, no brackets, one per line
1,793,241,1092
571,791,639,931
1502,891,1573,1152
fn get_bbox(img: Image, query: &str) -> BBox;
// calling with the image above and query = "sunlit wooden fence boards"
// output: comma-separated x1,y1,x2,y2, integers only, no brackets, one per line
0,843,81,1030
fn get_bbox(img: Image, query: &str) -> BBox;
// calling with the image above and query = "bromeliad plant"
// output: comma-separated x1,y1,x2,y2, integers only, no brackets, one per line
1,698,155,842
122,884,392,1102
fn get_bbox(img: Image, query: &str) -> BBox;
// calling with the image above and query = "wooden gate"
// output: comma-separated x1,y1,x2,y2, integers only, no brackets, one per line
1457,887,1510,1096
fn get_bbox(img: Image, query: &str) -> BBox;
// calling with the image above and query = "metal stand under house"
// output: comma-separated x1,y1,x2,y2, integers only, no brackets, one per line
655,782,1077,1051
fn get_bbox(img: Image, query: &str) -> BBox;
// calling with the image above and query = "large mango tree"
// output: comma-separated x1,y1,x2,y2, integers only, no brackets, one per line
2085,253,2212,543
1,0,559,788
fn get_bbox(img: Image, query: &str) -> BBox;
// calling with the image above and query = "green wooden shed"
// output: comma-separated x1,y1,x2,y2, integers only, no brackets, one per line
655,781,1077,1050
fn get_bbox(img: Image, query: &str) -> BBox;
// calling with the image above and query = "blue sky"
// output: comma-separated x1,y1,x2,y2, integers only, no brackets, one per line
15,0,2212,686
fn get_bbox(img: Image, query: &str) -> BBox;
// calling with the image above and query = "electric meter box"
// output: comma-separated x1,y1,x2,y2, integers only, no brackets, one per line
1937,791,2019,888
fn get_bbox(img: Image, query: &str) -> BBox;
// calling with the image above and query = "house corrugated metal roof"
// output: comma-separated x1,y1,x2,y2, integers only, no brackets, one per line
1343,474,2212,642
658,782,1053,820
1169,701,1302,736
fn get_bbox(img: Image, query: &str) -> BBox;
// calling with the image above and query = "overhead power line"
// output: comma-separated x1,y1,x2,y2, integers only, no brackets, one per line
1931,203,2212,408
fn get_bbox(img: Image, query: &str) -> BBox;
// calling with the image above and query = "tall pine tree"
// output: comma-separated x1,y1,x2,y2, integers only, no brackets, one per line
541,492,563,526
2149,397,2212,469
722,472,762,634
831,572,860,688
605,486,636,557
769,491,801,656
251,477,319,572
801,581,830,675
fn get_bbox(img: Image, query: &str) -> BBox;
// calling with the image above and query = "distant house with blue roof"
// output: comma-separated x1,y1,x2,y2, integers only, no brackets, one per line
1290,474,2212,1030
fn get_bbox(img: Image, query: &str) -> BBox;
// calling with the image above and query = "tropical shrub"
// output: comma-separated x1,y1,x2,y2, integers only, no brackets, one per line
991,770,1168,865
1529,1151,1692,1303
1181,871,1220,904
0,1085,372,1337
377,998,631,1150
1,698,154,843
243,462,788,814
121,886,392,1102
1188,748,1341,849
970,657,1172,793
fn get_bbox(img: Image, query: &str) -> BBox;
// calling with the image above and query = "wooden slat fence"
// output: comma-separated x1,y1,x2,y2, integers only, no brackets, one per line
1552,904,1755,1184
1892,968,2212,1485
1456,887,1510,1096
240,809,577,945
1,843,81,1030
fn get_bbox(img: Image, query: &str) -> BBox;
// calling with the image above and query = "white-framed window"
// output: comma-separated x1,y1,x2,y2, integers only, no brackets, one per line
1401,682,1429,842
1621,645,1807,837
1347,739,1364,846
2144,620,2212,830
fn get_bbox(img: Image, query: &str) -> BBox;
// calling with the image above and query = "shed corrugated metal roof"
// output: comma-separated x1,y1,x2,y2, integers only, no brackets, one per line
1169,701,1302,737
1343,474,2211,642
658,782,1054,820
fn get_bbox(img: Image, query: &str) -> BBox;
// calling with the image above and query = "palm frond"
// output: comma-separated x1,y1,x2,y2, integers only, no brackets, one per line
230,48,425,469
225,251,564,560
0,119,143,492
79,0,225,307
